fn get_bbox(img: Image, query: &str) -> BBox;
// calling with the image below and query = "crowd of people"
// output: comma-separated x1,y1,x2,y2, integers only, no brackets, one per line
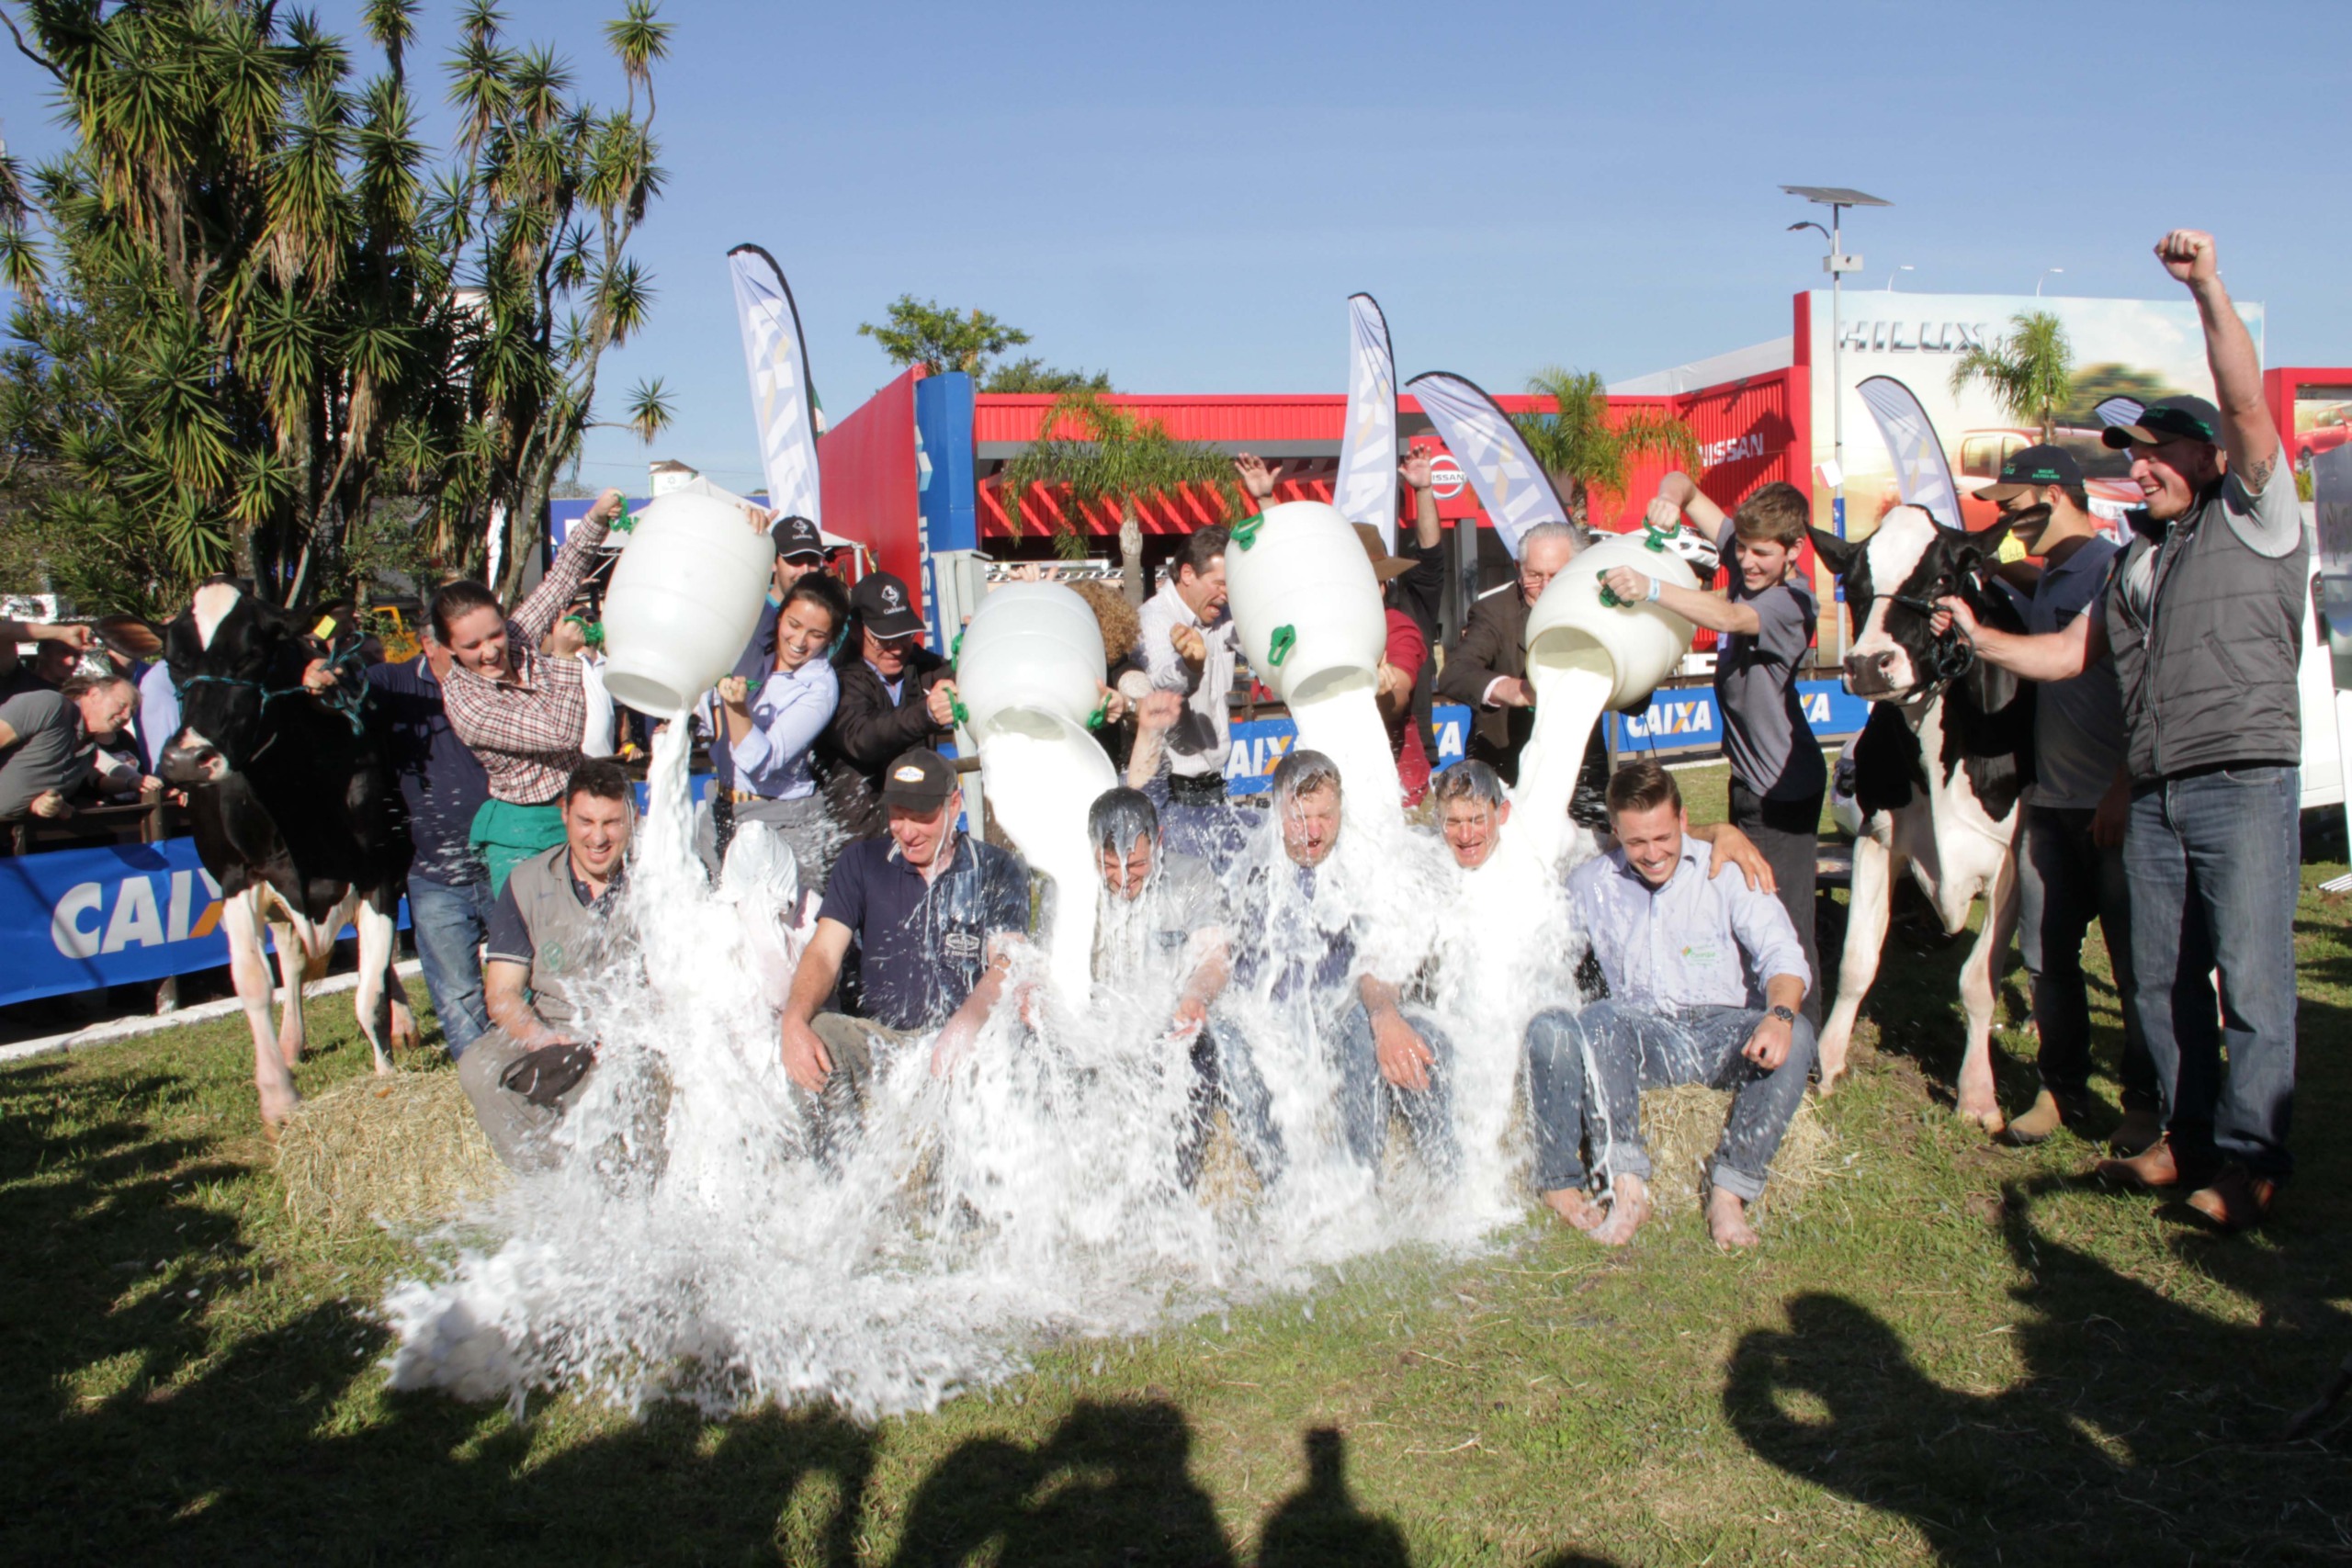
0,227,2307,1239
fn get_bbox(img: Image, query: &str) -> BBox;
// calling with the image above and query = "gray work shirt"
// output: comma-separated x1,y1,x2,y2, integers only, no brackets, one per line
1137,580,1237,781
0,691,92,819
1091,850,1231,992
2019,536,2126,809
1712,523,1826,802
1567,834,1811,1010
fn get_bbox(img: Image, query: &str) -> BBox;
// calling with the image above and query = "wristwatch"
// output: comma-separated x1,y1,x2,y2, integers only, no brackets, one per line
1769,1005,1797,1026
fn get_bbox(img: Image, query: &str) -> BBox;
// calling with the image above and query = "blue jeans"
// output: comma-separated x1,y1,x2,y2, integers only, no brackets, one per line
1332,1001,1459,1177
2124,766,2300,1178
1525,1000,1817,1202
2017,804,2155,1108
408,872,492,1057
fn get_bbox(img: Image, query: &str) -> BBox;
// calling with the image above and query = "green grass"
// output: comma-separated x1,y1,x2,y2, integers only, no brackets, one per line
4,763,2348,1565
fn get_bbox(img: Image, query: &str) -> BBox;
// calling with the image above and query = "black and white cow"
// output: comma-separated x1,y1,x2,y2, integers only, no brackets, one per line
159,583,414,1126
1810,506,2034,1130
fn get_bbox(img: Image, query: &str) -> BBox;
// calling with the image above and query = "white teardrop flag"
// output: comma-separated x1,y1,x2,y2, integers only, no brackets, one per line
1333,294,1398,543
1857,375,1964,532
728,243,822,527
1405,371,1568,559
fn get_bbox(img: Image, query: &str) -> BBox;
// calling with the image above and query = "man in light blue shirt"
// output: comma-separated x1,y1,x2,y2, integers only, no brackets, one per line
1525,760,1813,1249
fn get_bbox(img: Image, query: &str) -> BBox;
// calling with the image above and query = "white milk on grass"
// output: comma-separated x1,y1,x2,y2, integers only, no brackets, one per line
384,700,1584,1419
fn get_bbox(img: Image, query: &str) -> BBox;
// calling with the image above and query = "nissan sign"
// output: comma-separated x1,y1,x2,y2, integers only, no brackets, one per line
1429,455,1467,500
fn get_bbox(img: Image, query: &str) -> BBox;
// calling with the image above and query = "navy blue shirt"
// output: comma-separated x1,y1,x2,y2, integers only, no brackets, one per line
367,654,491,885
818,832,1031,1031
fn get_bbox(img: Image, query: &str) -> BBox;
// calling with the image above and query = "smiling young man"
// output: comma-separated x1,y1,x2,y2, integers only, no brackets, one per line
1608,478,1825,1024
1973,447,2156,1149
1936,230,2304,1229
1524,761,1815,1250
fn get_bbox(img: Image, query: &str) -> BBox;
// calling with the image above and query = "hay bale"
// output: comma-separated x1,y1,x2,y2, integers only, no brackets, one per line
1634,1084,1834,1219
276,1069,504,1232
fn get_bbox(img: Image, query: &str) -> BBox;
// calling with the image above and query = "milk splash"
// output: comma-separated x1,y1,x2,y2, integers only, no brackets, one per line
382,696,1600,1418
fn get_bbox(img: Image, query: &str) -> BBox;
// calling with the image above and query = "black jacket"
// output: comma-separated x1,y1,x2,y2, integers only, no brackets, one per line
812,633,952,840
1433,585,1608,826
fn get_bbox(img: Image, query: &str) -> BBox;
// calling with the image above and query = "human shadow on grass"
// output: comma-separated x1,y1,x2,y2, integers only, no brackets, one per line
1724,1168,2352,1565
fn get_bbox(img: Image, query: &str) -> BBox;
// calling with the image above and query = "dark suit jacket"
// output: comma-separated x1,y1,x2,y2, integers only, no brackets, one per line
812,633,951,840
1434,583,1610,825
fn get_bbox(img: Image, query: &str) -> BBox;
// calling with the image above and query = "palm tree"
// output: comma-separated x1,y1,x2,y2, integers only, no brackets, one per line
999,391,1240,606
1950,310,2073,443
1514,367,1701,527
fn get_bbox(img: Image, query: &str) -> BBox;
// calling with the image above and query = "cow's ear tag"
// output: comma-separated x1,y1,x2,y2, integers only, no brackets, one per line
311,615,338,640
1996,536,2027,565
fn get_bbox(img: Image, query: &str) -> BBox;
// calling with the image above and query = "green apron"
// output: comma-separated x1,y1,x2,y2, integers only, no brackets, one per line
469,798,567,897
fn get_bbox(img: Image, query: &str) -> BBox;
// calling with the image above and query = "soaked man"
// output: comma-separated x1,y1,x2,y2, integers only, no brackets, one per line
778,749,1030,1163
1226,750,1457,1178
1525,761,1815,1249
461,760,639,1170
1083,785,1280,1185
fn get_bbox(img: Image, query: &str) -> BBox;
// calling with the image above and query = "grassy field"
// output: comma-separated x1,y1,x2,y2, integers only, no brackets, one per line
4,762,2348,1565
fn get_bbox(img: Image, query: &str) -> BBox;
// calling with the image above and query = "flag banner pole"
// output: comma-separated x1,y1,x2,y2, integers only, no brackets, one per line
728,243,822,526
1405,370,1568,560
1856,375,1964,531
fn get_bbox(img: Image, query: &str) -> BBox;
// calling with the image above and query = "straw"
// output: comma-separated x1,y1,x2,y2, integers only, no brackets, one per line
1633,1083,1835,1219
275,1068,504,1232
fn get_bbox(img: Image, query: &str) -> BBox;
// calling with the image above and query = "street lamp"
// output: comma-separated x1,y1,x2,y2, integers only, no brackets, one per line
2037,267,2064,297
1885,264,1914,291
1782,184,1891,662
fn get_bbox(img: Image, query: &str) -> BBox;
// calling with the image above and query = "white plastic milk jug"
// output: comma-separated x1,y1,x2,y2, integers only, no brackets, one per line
598,492,778,716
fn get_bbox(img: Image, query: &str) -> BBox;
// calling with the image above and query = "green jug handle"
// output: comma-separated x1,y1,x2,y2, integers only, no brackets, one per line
1266,624,1296,667
1230,513,1265,550
1596,570,1626,609
950,694,970,728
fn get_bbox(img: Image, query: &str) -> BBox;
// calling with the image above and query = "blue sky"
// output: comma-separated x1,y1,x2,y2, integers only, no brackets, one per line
5,0,2346,491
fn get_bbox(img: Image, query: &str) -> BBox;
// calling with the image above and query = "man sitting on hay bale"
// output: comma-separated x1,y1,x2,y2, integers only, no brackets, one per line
458,759,638,1170
1525,760,1815,1250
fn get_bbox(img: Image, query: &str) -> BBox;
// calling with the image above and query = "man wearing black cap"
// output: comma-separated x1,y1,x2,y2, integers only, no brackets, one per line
777,748,1030,1160
1938,230,2304,1228
1973,446,2155,1148
811,570,958,840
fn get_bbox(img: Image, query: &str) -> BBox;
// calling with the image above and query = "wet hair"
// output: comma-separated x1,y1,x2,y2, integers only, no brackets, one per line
1270,748,1341,807
780,571,850,637
59,672,132,702
1087,786,1160,857
1070,580,1140,664
1518,522,1578,558
1430,759,1508,812
1170,525,1228,584
1732,482,1809,549
1604,758,1681,818
428,580,503,644
563,758,633,807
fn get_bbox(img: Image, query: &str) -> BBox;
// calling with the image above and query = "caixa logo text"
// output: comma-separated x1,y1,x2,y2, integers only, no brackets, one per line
51,867,225,959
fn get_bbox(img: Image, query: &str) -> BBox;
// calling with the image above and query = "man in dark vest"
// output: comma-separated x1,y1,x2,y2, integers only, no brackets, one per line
811,571,956,840
459,759,637,1169
1938,228,2304,1229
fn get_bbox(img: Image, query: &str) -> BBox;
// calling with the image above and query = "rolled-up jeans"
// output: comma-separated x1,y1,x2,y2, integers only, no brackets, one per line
407,871,492,1057
1524,999,1816,1202
2017,803,2154,1108
2124,765,2299,1179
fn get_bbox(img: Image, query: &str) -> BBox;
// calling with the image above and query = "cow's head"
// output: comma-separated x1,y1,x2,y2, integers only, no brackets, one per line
1811,506,2016,702
159,583,312,783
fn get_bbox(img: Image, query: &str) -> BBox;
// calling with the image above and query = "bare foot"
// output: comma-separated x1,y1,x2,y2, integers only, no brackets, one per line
1542,1187,1606,1232
1589,1175,1652,1247
1707,1187,1759,1248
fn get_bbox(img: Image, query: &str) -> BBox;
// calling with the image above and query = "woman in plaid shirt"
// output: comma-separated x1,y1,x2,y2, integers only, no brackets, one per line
433,489,623,894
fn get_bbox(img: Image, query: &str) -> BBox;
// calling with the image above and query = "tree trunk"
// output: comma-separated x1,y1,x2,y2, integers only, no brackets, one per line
1119,509,1145,608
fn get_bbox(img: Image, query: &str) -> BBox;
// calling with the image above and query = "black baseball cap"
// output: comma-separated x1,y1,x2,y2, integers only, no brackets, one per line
877,748,957,811
2102,395,2222,449
770,514,825,561
850,570,924,638
1980,444,2084,502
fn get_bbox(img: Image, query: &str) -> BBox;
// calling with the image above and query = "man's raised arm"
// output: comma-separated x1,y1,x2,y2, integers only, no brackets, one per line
2161,230,2279,491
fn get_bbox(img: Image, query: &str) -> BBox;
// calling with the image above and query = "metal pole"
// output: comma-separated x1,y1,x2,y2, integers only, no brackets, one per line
1830,203,1848,662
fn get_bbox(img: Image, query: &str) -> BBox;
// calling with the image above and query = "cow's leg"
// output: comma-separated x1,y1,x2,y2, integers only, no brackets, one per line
352,897,400,1077
1819,830,1894,1093
221,891,300,1126
1953,848,2020,1133
269,918,308,1068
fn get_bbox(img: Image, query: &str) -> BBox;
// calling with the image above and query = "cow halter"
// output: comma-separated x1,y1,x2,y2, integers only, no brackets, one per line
1878,552,2000,701
174,643,372,736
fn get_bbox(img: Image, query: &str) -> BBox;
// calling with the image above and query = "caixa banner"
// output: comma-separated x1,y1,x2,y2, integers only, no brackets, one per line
1611,680,1871,755
0,838,406,1009
1224,705,1475,795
